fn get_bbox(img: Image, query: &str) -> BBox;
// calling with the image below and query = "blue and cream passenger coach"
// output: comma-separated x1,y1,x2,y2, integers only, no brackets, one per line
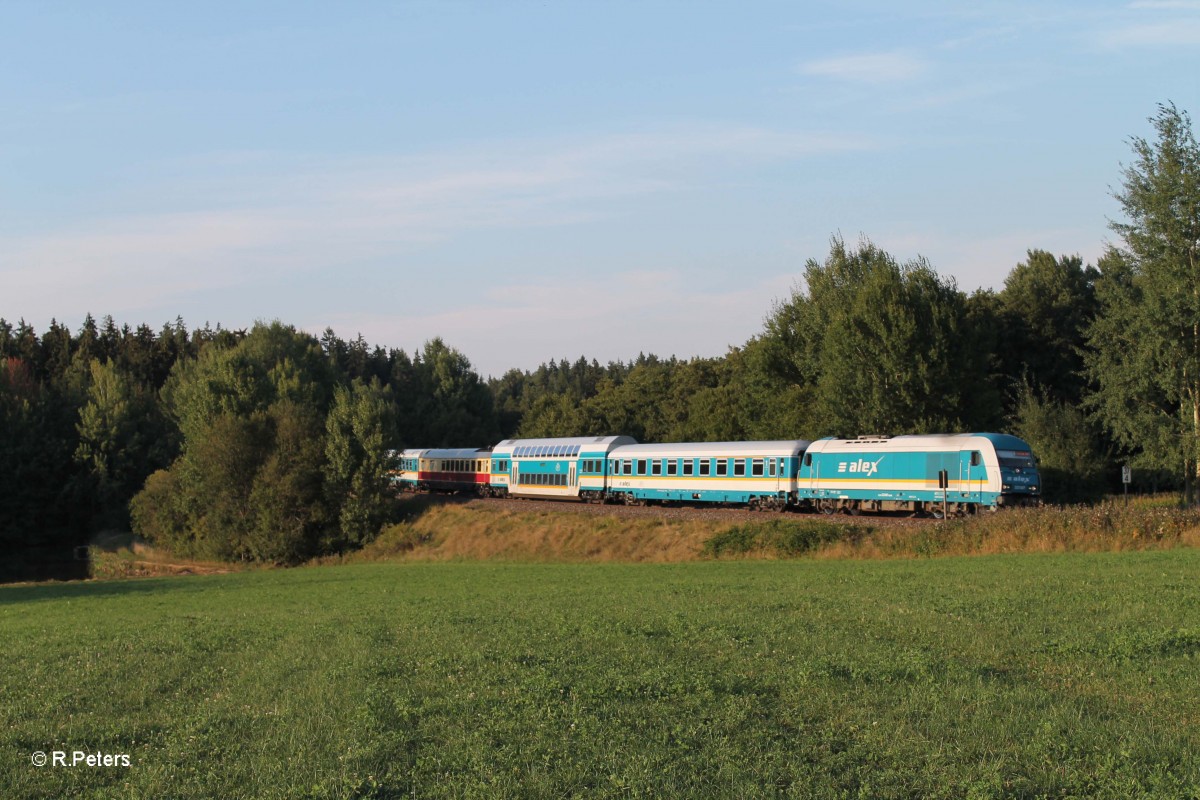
798,433,1041,516
489,436,638,500
605,440,811,510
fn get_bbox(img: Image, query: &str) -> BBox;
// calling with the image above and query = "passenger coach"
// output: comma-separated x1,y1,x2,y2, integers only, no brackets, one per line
489,436,638,500
605,440,811,510
392,448,492,494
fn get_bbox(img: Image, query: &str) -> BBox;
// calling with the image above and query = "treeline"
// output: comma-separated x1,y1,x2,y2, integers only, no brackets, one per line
2,103,1196,576
491,242,1108,503
0,319,498,578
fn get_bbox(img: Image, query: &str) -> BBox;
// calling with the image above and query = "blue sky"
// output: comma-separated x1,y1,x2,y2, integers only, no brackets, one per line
2,1,1198,377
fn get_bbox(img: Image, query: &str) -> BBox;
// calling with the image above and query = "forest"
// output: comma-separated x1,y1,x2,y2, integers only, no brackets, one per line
1,104,1196,579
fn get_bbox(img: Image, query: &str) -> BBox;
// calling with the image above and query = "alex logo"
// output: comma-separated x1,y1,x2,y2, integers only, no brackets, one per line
837,457,884,476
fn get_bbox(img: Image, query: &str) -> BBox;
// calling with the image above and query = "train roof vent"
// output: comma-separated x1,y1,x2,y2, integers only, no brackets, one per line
855,434,892,440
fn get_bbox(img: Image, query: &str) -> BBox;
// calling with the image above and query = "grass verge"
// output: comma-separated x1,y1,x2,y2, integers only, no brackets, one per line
336,500,1200,565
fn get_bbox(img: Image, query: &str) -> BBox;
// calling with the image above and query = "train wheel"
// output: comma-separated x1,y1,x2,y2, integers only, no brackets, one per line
818,500,836,515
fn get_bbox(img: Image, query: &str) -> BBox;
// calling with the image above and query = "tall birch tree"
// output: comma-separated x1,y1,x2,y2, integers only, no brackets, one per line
1087,103,1200,502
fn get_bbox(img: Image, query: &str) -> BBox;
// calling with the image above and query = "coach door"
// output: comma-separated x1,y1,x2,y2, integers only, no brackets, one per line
959,450,982,502
512,462,520,491
569,464,576,489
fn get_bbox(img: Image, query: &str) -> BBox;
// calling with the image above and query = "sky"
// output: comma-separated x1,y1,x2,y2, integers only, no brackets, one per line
2,1,1198,378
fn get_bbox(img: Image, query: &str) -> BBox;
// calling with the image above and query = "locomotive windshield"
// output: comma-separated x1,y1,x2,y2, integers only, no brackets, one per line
997,449,1036,469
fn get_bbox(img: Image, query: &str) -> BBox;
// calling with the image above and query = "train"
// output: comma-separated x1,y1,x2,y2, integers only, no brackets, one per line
391,432,1041,516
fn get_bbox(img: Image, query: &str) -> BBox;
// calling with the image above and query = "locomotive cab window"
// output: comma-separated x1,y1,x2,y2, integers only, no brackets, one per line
970,451,982,467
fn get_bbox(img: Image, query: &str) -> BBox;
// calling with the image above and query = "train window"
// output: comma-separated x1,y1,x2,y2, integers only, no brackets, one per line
804,453,812,467
734,460,746,477
716,460,728,477
652,460,662,476
699,460,710,476
622,459,632,475
752,459,764,477
970,451,982,467
768,459,776,477
683,460,694,476
637,459,647,475
572,446,580,457
667,460,677,476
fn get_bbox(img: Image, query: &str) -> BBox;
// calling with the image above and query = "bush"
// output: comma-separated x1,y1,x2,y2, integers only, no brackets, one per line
703,519,873,558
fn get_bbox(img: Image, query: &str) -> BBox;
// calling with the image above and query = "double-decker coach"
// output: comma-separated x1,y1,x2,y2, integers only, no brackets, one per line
489,436,638,500
798,433,1041,516
605,440,811,510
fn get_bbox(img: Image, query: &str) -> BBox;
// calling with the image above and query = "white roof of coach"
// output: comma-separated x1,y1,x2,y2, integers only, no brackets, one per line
493,435,637,454
418,447,492,459
610,440,811,458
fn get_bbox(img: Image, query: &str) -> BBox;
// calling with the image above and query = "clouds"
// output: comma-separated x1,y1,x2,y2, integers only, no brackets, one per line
314,269,796,377
0,123,870,341
798,50,929,84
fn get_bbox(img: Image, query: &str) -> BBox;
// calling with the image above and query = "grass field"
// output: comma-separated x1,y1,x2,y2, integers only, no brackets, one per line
4,553,1200,798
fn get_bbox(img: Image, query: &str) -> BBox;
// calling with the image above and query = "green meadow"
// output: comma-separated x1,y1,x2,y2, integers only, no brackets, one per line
3,553,1199,799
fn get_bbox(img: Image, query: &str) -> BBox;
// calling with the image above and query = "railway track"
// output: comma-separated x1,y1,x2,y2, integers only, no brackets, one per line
405,492,933,527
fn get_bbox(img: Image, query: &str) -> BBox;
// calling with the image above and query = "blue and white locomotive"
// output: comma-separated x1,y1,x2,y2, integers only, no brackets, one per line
798,433,1041,516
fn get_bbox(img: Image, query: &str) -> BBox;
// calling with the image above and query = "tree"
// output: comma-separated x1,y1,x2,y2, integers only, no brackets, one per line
409,338,498,446
998,250,1098,406
74,359,173,529
761,236,997,437
1011,383,1107,504
1086,103,1200,503
132,322,338,562
324,379,396,550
